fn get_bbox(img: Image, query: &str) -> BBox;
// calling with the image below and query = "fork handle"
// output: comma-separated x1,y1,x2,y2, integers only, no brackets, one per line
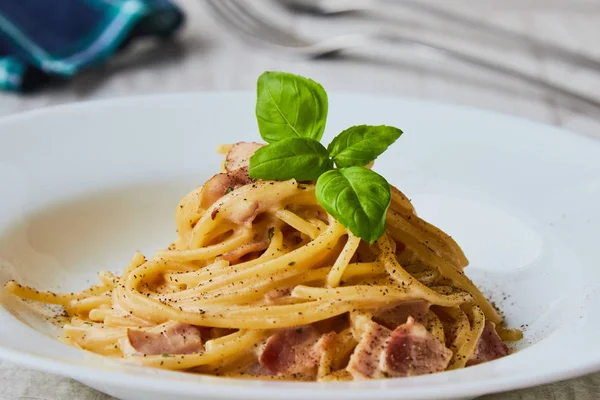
371,0,600,72
375,32,600,111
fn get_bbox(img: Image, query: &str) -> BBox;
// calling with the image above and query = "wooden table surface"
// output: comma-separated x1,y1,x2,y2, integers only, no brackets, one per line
1,1,599,399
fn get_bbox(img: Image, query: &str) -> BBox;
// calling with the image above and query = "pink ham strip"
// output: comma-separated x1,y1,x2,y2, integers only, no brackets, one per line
374,300,431,329
348,317,452,379
467,321,509,366
383,317,452,376
258,325,334,377
347,322,391,379
124,322,204,356
199,142,265,217
225,142,264,172
200,167,254,210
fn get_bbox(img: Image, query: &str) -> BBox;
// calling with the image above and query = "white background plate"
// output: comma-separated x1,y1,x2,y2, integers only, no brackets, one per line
0,93,599,400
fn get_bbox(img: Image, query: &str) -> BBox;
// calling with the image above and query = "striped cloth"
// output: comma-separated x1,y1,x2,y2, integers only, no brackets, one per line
0,0,183,92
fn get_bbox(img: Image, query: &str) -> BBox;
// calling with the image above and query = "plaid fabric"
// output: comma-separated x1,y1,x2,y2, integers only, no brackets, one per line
0,0,184,92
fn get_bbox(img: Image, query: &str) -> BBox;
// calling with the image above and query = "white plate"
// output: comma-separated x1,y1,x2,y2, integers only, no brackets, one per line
1,93,599,400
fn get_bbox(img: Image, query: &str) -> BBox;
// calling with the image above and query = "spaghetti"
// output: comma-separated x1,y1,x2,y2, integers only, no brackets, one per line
4,142,521,381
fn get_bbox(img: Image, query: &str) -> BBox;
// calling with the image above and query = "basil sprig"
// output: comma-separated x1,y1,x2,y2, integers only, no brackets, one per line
249,71,403,243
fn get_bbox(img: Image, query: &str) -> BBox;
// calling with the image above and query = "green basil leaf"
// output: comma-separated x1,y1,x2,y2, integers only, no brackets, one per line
249,137,333,181
256,71,328,143
316,167,391,244
328,125,403,168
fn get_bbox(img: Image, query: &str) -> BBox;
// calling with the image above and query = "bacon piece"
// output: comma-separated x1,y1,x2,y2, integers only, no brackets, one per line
124,322,204,356
348,318,452,379
199,142,268,225
258,325,331,376
347,322,391,379
467,321,509,366
200,142,264,210
225,142,264,172
314,331,337,355
239,362,276,377
383,317,452,377
374,300,430,329
199,167,253,210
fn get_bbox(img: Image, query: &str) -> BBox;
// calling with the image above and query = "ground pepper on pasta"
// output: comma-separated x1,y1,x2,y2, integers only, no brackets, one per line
4,142,522,381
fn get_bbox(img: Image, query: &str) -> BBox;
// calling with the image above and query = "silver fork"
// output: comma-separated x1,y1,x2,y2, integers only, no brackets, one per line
283,0,600,72
206,0,600,111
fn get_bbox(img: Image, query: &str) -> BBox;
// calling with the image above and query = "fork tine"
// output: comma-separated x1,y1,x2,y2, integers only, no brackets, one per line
206,0,258,39
206,0,307,48
225,0,306,46
218,0,264,33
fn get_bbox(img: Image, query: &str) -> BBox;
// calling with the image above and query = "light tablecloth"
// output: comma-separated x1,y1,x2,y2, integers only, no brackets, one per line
1,1,599,398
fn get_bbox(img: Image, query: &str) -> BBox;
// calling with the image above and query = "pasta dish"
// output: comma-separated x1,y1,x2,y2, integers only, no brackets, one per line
3,71,520,381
